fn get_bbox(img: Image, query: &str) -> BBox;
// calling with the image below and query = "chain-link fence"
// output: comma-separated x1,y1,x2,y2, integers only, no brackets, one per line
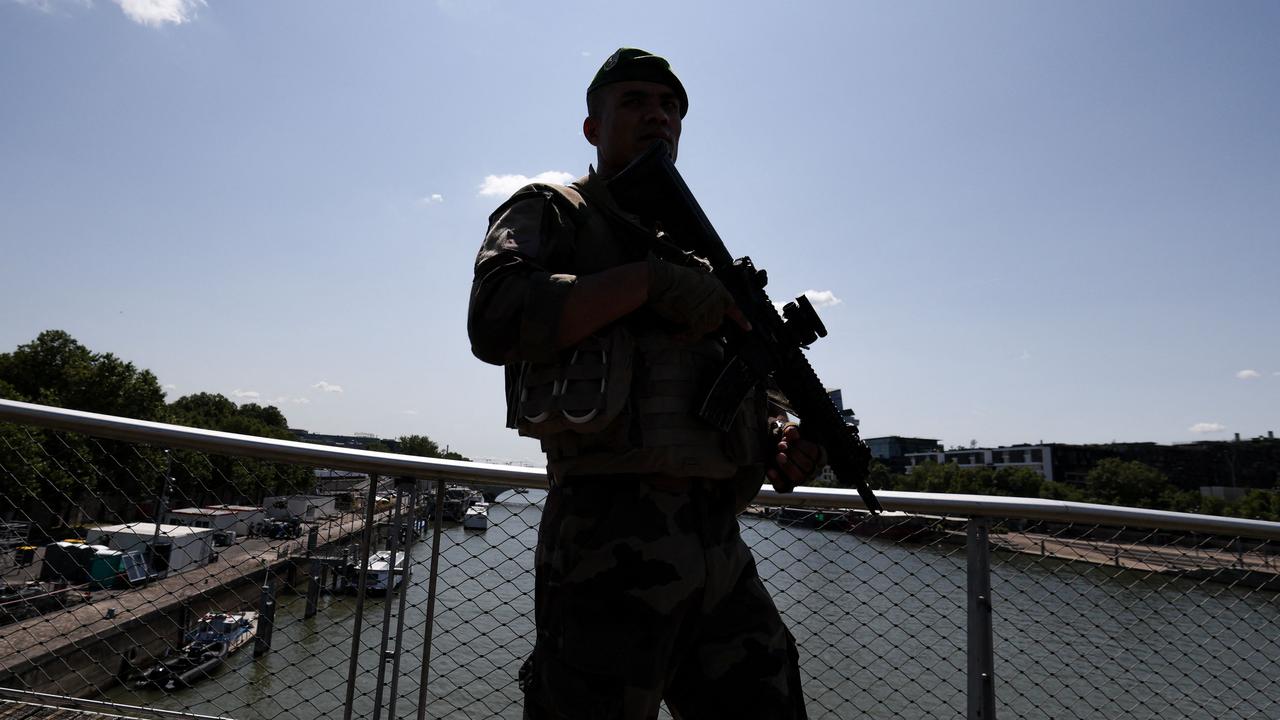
2,399,1279,720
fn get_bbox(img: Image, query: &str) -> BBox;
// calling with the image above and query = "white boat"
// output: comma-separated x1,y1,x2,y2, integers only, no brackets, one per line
364,550,406,594
462,503,489,532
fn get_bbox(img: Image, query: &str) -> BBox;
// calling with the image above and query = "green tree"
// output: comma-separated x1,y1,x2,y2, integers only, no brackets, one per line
1199,494,1226,517
0,330,164,420
866,460,894,491
167,393,312,503
1158,488,1203,515
1085,458,1170,508
1232,490,1279,522
992,467,1044,498
0,331,167,525
1038,479,1085,502
398,434,468,461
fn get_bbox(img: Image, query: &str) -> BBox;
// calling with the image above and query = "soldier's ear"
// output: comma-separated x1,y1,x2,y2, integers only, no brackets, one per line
583,116,599,147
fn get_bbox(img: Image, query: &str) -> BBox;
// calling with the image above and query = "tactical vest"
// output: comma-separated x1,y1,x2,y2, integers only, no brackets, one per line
506,178,768,482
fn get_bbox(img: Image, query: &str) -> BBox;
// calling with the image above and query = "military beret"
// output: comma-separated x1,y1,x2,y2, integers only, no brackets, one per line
587,48,688,118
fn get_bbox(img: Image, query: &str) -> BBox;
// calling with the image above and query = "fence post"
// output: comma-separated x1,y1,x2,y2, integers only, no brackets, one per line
415,478,447,720
254,571,276,658
344,472,383,720
967,517,997,720
305,525,320,619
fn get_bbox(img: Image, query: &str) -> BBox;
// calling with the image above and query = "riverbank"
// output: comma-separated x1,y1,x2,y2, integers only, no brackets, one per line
0,509,380,696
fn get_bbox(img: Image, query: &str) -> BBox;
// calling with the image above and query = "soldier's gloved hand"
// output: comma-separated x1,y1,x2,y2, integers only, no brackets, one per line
646,257,750,339
767,421,827,493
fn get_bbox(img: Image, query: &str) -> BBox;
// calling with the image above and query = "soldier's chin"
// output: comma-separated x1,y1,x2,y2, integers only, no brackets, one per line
644,138,674,159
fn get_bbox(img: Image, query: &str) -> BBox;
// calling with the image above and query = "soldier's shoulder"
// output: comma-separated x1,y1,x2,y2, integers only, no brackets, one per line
488,180,589,225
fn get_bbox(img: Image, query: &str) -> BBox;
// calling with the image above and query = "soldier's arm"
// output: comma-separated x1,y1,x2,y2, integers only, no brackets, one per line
470,188,646,365
554,263,648,348
469,188,744,364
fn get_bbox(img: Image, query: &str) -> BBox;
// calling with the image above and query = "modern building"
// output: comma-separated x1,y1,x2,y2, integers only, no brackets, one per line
906,445,1058,482
864,436,943,474
263,495,336,522
165,507,238,533
903,433,1280,493
202,505,266,536
85,523,215,576
291,430,400,452
825,388,858,427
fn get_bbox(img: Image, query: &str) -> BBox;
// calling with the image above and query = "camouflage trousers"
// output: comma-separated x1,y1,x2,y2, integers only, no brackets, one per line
521,475,807,720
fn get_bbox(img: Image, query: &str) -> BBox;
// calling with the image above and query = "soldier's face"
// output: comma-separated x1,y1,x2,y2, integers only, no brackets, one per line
585,81,682,177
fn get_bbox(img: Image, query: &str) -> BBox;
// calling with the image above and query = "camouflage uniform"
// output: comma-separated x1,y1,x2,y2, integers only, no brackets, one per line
469,101,806,720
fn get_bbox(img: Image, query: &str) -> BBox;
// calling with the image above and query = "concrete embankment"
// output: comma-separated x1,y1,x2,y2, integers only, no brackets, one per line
0,511,375,697
992,531,1280,590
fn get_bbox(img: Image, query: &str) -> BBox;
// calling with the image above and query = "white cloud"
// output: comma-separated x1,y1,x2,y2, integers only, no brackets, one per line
402,410,419,416
1017,349,1032,362
1236,369,1261,380
773,289,843,315
417,193,444,206
801,290,842,308
1189,422,1226,434
112,0,204,27
163,383,177,391
232,389,260,400
478,171,575,197
274,396,311,405
312,381,344,394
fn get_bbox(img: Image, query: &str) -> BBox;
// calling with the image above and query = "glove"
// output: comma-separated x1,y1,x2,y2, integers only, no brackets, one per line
646,257,734,339
768,420,828,493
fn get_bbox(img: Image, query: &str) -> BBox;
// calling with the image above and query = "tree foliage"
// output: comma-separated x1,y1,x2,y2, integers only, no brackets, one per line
0,331,309,526
398,434,468,461
865,455,1280,521
1085,458,1168,508
0,331,167,522
165,393,312,505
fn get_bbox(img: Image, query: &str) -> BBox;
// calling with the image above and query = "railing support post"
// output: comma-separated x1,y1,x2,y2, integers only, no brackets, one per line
967,517,996,720
344,473,383,720
305,525,320,619
415,478,447,720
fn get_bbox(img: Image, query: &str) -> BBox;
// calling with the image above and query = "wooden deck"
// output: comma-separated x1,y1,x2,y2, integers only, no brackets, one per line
992,530,1280,581
1,699,148,719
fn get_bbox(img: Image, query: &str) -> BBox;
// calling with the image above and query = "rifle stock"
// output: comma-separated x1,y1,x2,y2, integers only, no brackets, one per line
609,143,881,512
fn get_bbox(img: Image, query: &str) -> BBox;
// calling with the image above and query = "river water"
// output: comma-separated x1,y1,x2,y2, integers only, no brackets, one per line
104,491,1280,719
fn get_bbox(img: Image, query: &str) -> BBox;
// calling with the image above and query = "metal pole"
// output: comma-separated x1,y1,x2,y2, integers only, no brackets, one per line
372,481,407,720
967,517,997,720
254,571,276,658
305,525,320,619
415,478,447,720
386,478,419,720
343,473,383,720
149,451,172,578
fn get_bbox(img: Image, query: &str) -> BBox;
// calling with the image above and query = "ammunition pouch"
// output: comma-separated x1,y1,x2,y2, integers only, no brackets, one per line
514,327,634,439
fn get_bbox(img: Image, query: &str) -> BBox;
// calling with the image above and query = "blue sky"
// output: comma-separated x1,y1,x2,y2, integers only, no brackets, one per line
2,0,1277,465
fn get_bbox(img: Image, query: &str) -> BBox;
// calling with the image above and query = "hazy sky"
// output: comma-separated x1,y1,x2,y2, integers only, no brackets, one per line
2,0,1277,465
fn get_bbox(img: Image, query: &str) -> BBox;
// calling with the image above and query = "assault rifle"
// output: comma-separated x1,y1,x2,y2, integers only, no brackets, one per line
609,142,881,512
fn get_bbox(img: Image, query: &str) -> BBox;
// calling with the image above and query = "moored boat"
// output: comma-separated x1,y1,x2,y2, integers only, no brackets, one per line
364,550,406,594
462,503,489,532
133,611,257,691
845,510,964,544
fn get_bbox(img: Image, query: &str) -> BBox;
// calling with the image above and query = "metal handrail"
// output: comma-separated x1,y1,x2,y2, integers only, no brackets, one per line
3,398,1279,541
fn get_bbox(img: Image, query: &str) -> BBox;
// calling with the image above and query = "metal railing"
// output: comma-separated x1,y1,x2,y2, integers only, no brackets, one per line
2,398,1279,719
